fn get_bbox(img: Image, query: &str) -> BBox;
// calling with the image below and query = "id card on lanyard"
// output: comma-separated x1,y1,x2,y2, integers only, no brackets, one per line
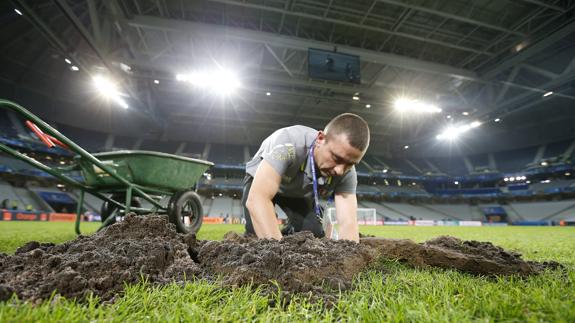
309,140,338,240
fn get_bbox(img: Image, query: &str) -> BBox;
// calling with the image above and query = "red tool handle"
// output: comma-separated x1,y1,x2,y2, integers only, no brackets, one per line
25,120,69,150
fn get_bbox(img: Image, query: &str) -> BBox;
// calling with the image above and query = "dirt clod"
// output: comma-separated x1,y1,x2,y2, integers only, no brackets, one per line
0,214,562,303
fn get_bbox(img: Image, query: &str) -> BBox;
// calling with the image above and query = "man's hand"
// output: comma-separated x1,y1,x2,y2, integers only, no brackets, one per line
245,160,283,240
334,192,360,242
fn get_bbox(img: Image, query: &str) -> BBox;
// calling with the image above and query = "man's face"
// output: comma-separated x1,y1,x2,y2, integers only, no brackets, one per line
314,131,364,177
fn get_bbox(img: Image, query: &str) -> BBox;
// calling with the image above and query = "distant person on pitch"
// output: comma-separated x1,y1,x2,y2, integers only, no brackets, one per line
242,113,370,242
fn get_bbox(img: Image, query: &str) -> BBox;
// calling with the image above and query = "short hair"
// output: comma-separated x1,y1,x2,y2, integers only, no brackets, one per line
324,113,370,152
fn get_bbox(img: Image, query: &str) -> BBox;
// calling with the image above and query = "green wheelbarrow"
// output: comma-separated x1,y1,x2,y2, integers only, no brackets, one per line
0,99,213,234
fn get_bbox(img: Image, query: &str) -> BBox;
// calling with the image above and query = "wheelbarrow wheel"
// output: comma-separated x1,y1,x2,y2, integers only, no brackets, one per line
168,190,203,234
100,193,141,225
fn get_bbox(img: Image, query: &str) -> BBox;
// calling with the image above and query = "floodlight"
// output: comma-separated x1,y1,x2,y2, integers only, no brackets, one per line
14,8,22,15
92,75,128,109
266,92,271,96
504,177,509,181
437,121,482,141
70,66,79,71
365,104,371,108
394,98,441,114
352,95,360,101
543,91,553,97
462,111,469,116
382,169,388,173
446,115,452,119
64,58,72,64
541,161,548,166
494,118,501,122
436,126,461,141
176,69,240,95
154,79,160,84
509,177,515,181
454,181,459,185
404,145,409,149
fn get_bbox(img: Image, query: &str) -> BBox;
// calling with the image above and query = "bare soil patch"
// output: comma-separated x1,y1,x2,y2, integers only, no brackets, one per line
0,215,561,303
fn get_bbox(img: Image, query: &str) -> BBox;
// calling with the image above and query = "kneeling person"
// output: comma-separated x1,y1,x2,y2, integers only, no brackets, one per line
242,113,370,242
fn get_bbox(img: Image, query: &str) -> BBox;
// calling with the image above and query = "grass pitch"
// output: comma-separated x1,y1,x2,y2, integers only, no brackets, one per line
0,222,573,322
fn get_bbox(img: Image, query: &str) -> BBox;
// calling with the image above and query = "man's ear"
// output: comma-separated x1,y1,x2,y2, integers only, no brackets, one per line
317,130,326,144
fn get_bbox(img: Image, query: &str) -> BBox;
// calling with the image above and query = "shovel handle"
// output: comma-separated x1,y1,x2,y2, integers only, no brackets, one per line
25,120,69,150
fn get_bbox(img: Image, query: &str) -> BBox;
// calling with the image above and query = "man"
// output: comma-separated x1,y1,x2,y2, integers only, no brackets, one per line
242,113,370,242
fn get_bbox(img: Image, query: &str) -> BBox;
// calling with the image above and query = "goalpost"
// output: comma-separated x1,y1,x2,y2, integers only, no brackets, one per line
326,207,378,225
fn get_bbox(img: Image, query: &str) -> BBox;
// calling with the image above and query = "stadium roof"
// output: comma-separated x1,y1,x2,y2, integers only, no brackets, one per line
1,0,575,157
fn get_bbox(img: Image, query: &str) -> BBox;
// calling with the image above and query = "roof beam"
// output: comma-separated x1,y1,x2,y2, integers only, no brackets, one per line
376,0,525,36
480,19,575,79
518,0,568,12
206,0,492,56
126,15,478,80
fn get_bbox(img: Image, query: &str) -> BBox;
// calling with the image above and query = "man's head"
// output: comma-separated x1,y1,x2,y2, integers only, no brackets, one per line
314,113,370,177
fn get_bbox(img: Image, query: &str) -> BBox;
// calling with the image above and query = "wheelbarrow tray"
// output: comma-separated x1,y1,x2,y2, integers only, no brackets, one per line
77,150,213,192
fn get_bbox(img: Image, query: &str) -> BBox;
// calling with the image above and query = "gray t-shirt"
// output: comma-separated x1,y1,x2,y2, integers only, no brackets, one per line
246,125,357,199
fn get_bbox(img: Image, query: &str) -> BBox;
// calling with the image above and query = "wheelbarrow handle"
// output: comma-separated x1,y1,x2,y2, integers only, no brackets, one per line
25,120,69,150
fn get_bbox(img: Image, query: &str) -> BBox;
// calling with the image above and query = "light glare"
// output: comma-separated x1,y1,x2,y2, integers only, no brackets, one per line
14,8,22,15
394,98,441,114
176,69,240,95
436,121,483,141
93,75,128,109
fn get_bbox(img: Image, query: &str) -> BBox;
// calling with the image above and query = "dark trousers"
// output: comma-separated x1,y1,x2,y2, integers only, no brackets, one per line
242,175,324,238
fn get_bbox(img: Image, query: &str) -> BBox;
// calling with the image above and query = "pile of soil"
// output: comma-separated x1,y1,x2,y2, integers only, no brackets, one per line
0,215,201,302
0,215,375,303
0,214,561,303
361,236,561,276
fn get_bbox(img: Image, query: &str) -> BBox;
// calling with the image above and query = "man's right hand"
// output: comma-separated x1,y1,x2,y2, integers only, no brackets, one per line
245,160,283,240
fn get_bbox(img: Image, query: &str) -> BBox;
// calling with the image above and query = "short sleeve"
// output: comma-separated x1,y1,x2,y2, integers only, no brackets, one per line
260,129,297,176
335,167,357,194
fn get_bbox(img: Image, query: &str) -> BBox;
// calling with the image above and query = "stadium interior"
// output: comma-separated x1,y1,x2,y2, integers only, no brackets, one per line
1,0,575,227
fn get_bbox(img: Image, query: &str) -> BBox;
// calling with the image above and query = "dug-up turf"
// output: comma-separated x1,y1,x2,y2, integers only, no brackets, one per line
0,215,561,303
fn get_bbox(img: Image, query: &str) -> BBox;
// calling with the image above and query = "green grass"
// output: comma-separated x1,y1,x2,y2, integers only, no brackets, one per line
0,223,574,322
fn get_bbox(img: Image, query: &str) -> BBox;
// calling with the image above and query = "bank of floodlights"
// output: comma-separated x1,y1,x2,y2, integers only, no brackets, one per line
176,68,240,95
436,121,481,141
394,98,442,114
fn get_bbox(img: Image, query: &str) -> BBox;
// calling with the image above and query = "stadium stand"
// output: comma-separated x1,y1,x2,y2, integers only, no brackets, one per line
508,201,575,221
383,203,449,221
0,179,24,210
358,201,409,221
207,197,233,218
423,204,475,221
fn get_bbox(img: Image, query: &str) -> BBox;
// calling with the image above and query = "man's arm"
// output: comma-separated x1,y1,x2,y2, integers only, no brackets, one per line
245,160,282,240
334,192,359,242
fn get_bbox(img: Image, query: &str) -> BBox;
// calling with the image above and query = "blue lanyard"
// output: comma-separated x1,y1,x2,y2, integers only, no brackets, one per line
309,142,322,221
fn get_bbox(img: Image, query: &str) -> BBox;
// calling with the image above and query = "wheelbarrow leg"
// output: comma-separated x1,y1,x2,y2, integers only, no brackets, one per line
75,190,85,235
126,186,132,214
